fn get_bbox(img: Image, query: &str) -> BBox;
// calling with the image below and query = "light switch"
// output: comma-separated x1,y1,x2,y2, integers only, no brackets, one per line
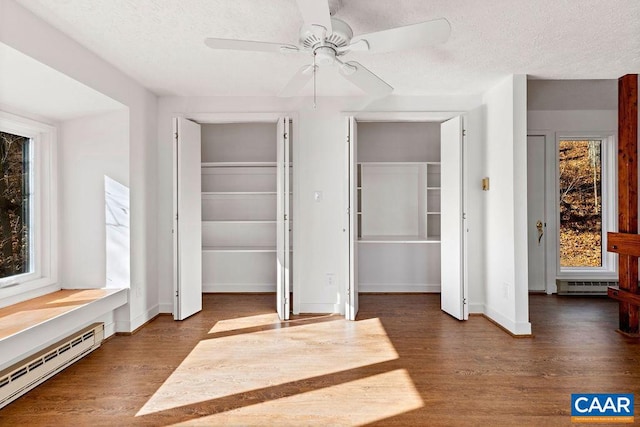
482,177,490,191
314,191,323,202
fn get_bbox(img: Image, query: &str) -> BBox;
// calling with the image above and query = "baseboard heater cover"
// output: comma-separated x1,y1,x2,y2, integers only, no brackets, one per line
556,280,618,296
0,322,104,409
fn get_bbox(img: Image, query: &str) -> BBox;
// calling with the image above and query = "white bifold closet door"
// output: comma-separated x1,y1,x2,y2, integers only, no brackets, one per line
346,117,359,320
440,115,467,320
276,117,291,320
173,117,203,320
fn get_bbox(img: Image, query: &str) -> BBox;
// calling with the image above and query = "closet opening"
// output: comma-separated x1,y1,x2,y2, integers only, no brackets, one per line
346,115,466,321
173,116,293,321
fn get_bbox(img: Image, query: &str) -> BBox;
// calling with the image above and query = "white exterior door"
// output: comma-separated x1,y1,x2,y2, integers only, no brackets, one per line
346,117,359,320
173,117,202,320
527,136,546,292
440,116,467,320
276,117,291,320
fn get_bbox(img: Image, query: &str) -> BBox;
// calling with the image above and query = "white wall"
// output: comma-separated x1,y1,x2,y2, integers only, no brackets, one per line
157,95,486,315
1,0,158,333
482,75,531,335
59,110,129,288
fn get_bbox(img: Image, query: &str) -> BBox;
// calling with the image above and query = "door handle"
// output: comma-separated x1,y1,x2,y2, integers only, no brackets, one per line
536,220,544,246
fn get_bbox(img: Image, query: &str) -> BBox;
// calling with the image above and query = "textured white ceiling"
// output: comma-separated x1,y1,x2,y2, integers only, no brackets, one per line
0,43,125,121
15,0,640,97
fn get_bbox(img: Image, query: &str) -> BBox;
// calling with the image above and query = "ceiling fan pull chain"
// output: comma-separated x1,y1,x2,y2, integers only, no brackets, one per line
313,52,317,109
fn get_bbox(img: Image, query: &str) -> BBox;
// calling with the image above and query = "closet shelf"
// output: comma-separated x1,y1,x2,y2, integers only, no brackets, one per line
201,162,293,168
358,161,433,166
202,220,277,224
427,187,441,190
202,191,277,196
358,236,441,244
202,162,276,167
426,211,441,215
202,246,293,253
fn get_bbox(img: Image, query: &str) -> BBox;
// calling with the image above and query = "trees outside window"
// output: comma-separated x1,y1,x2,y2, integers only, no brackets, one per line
558,139,602,267
0,131,30,279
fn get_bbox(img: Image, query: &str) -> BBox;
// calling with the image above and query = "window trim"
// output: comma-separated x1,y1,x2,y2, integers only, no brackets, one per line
0,111,57,297
555,132,617,277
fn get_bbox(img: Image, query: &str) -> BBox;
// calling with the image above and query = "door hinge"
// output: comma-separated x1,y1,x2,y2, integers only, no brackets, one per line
175,131,178,140
347,135,350,143
462,129,467,137
284,132,288,139
347,207,351,215
175,290,179,298
463,298,467,305
463,212,467,220
284,214,288,220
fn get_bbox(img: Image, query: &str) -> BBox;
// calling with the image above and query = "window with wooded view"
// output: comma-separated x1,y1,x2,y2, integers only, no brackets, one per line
0,131,30,279
558,139,602,267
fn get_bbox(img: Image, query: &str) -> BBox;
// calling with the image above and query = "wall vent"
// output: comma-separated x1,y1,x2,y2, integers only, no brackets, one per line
556,280,617,295
0,322,104,409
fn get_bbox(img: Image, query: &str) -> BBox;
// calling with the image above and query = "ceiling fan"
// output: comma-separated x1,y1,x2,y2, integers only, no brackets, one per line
204,0,451,98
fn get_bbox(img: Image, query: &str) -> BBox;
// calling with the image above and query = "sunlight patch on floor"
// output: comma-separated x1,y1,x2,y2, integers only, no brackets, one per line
207,313,337,334
168,369,423,426
208,313,282,334
137,317,399,416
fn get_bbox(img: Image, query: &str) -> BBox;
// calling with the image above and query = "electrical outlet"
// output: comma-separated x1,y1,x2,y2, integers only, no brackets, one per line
326,273,336,287
503,282,510,299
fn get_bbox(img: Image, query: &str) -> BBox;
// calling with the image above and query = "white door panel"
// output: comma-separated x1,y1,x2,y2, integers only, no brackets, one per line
527,136,546,292
440,116,466,320
173,117,202,320
347,117,359,320
277,117,291,320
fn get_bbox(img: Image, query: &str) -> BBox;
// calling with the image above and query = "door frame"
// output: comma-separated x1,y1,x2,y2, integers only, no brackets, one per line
172,111,299,317
343,111,467,318
527,131,556,294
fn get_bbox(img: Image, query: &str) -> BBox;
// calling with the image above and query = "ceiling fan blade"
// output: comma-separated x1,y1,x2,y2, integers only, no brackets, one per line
339,61,393,98
278,65,315,97
204,38,299,53
351,18,451,53
295,0,333,34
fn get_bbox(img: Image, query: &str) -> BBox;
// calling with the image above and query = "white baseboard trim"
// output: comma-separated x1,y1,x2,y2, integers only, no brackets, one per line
159,303,173,314
360,283,441,293
298,303,341,314
468,303,485,314
103,318,116,339
203,283,276,293
116,304,160,333
483,305,532,335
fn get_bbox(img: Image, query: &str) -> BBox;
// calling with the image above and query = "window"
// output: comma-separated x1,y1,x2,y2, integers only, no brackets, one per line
557,134,616,274
0,112,56,293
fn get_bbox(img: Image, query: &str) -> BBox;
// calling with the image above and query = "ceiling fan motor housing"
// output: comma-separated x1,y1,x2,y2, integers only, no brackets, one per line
300,17,353,53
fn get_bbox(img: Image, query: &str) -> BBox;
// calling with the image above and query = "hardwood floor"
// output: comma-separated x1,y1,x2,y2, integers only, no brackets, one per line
1,294,639,426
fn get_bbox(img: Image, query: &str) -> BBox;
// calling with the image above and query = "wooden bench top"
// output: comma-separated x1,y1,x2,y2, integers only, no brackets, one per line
0,289,118,341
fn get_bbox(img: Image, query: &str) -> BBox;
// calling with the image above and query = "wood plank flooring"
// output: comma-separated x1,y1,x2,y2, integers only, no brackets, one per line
1,294,639,426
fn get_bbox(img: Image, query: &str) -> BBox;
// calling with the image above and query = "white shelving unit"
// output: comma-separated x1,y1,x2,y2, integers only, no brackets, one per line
200,123,292,292
356,121,442,292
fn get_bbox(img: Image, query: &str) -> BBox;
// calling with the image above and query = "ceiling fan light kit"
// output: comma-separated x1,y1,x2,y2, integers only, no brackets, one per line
203,0,451,101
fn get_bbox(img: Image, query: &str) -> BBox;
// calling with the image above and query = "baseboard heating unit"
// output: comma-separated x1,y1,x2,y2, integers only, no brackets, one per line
0,322,104,409
556,280,617,296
